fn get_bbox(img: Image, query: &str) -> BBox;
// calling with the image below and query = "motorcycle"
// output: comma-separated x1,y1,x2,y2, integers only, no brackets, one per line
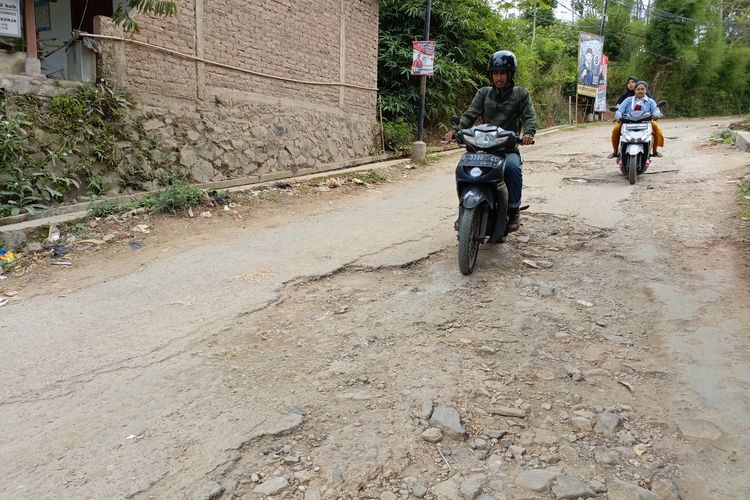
451,117,528,275
610,101,667,185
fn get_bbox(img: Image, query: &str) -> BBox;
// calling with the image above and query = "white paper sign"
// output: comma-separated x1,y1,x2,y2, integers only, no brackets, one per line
0,0,22,37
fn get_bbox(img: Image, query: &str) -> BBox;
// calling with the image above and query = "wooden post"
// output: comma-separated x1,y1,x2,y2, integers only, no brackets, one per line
23,0,41,74
568,96,572,124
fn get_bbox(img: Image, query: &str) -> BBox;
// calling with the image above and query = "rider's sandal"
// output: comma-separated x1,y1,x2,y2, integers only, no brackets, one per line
652,152,663,157
607,152,618,158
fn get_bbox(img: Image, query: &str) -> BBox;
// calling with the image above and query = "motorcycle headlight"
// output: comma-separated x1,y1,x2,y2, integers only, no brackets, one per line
469,167,483,177
474,131,495,148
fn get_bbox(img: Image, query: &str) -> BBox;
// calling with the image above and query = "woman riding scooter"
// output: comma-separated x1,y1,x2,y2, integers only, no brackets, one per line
609,78,665,157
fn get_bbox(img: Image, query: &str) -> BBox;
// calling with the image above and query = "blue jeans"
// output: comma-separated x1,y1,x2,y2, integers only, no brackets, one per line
504,153,522,208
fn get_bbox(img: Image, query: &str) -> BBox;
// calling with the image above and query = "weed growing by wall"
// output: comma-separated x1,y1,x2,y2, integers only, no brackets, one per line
0,84,179,217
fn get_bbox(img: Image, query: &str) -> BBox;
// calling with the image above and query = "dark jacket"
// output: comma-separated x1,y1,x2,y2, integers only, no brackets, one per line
458,85,537,139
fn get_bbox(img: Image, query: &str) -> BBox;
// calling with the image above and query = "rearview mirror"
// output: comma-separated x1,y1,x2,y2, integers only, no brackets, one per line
609,106,618,112
657,100,667,108
450,115,460,126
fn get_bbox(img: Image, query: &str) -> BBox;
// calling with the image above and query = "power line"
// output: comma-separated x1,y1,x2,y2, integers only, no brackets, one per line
555,1,689,63
610,0,726,28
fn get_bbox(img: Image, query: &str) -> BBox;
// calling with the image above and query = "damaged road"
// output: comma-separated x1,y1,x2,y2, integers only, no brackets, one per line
1,118,749,499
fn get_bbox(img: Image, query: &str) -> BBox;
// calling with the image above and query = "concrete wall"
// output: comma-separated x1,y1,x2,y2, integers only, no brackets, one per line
94,0,380,184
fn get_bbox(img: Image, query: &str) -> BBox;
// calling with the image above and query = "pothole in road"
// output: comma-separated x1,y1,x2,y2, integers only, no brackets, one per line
183,214,694,499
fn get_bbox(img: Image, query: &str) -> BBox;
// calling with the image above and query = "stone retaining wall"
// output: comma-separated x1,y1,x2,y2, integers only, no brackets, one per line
92,0,380,184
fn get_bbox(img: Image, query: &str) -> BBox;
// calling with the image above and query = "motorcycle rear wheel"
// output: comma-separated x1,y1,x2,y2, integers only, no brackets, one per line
458,207,482,275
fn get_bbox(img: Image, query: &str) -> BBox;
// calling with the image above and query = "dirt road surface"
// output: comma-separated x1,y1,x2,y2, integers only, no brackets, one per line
1,118,748,500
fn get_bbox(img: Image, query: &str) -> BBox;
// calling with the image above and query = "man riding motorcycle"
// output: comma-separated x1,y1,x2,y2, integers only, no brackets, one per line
446,50,536,233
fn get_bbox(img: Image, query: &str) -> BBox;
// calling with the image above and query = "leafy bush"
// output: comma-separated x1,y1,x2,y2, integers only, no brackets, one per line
151,184,203,213
359,170,388,184
0,84,175,217
382,119,413,151
90,200,130,218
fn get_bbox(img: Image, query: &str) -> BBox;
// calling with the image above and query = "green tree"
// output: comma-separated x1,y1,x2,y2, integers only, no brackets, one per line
378,0,516,131
112,0,178,33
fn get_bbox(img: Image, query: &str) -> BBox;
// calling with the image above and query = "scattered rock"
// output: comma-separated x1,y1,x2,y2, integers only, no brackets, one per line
304,486,322,500
484,429,506,439
412,483,428,498
558,445,578,461
432,477,461,499
515,469,558,492
143,118,166,131
294,470,315,483
594,446,619,465
650,477,685,500
430,406,466,438
24,242,44,252
607,478,660,500
332,467,345,482
421,427,443,443
469,437,488,450
583,368,612,378
460,473,488,500
488,406,526,418
380,492,398,500
419,400,434,419
676,418,722,441
594,412,623,434
552,475,595,499
536,369,556,381
570,416,592,431
589,480,607,493
192,481,224,500
534,429,559,445
254,476,289,495
508,445,526,459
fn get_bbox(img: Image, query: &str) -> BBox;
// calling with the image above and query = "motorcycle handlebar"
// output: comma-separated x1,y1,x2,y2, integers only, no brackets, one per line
452,130,534,145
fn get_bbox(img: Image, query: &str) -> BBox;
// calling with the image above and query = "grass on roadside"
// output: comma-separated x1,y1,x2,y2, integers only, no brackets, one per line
356,169,388,185
741,178,750,218
89,183,203,217
709,128,736,145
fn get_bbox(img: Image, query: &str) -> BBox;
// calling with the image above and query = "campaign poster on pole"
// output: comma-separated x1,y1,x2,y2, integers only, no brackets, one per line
411,41,436,76
576,32,603,98
0,0,22,37
594,54,608,112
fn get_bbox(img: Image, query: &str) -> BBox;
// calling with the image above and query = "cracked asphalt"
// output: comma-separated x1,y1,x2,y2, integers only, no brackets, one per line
1,118,749,499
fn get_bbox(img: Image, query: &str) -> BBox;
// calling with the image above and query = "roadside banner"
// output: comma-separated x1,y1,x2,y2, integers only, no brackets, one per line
577,32,604,97
411,40,436,76
594,54,609,112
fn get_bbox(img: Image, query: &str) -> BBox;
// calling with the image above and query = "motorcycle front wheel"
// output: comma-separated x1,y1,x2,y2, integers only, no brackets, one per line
628,154,639,185
458,206,482,275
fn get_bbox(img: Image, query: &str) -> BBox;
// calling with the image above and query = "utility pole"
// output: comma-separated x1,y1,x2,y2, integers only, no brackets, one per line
600,0,609,37
531,2,538,45
413,0,431,163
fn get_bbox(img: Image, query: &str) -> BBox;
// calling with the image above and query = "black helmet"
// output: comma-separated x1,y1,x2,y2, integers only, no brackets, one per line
488,50,517,86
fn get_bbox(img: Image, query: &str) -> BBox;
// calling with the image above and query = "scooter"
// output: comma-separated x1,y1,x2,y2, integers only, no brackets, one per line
452,117,527,275
610,101,667,185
